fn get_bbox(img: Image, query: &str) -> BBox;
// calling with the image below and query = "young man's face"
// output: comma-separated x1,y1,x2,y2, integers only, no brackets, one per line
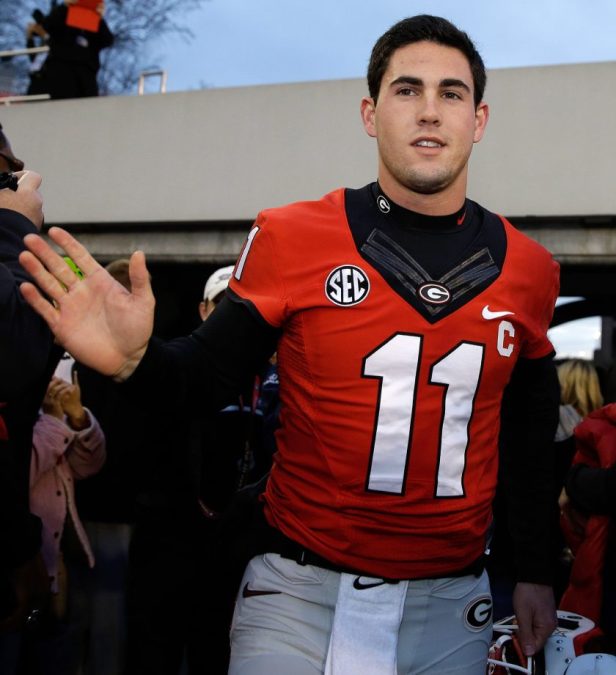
361,40,488,208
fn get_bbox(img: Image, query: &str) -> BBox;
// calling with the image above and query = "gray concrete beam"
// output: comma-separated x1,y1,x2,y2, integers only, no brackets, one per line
2,60,615,229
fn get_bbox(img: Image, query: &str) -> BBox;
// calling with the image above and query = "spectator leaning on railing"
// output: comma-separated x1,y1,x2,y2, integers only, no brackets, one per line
37,0,113,100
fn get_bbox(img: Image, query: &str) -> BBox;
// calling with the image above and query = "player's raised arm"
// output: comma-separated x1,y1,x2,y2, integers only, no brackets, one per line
19,227,155,380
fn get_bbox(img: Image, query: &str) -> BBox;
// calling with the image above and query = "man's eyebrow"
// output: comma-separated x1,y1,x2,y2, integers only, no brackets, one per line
389,76,423,88
389,76,471,95
440,78,471,94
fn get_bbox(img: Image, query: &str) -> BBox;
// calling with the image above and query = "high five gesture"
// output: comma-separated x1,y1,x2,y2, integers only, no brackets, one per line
20,227,155,380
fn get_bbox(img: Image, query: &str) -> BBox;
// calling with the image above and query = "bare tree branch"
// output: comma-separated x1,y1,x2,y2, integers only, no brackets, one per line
0,0,207,96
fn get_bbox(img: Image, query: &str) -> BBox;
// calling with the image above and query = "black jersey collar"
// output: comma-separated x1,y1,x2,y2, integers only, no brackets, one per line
371,183,468,232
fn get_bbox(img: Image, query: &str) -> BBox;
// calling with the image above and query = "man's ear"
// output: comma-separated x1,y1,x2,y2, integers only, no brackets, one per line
473,102,489,144
361,97,377,138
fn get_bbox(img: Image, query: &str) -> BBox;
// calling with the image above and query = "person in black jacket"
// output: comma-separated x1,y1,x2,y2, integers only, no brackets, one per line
125,266,277,675
40,0,114,99
0,157,58,669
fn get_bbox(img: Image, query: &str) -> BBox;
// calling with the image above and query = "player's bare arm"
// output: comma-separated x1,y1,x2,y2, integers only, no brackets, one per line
19,227,154,380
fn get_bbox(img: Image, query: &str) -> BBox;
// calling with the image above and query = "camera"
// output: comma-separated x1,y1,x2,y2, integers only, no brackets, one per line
0,173,19,192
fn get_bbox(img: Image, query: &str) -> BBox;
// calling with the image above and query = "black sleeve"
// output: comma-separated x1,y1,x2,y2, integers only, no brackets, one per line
0,209,54,612
125,294,280,413
565,464,616,517
499,354,560,585
0,209,55,400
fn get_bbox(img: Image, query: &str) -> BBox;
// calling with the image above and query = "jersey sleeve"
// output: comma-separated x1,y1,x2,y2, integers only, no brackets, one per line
520,256,560,360
228,212,289,328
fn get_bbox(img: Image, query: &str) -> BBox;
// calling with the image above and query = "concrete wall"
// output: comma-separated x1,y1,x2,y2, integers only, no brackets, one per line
469,61,616,218
2,60,615,229
2,79,373,225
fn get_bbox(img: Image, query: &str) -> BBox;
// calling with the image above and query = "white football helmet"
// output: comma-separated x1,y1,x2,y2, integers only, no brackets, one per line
487,610,616,674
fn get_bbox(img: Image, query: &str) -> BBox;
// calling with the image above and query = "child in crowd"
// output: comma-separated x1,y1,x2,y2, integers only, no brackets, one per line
25,371,105,675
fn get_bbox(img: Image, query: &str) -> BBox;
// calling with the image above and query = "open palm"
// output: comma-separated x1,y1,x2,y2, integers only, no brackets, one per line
20,227,155,379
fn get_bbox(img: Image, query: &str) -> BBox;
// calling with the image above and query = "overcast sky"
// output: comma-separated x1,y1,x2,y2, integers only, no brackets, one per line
153,0,616,92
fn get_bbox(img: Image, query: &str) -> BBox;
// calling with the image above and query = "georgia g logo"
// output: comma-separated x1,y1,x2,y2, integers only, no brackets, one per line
325,265,370,307
463,595,493,632
418,282,451,306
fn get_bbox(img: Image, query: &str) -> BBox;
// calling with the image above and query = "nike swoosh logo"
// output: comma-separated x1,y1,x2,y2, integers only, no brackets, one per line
352,577,388,590
242,582,281,598
481,305,514,320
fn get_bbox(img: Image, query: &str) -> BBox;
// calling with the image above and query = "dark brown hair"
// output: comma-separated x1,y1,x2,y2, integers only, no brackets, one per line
367,15,487,107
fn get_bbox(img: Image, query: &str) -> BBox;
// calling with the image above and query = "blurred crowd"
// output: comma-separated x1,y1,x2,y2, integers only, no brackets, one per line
0,122,279,674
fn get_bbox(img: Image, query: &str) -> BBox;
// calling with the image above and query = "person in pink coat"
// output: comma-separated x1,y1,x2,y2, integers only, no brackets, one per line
30,372,106,599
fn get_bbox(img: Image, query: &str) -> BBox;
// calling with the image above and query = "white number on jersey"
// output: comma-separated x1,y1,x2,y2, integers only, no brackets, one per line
234,226,260,281
363,334,484,496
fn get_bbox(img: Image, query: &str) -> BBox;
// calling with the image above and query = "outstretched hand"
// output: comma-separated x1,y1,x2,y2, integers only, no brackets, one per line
19,227,155,380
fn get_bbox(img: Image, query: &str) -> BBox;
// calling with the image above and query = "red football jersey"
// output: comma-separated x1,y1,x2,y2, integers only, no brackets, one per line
229,187,559,579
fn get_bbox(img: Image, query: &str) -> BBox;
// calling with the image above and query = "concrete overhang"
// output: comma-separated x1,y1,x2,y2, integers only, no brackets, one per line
2,60,615,262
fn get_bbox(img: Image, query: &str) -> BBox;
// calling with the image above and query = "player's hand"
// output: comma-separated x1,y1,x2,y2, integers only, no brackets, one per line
0,171,44,230
512,582,557,656
19,227,155,380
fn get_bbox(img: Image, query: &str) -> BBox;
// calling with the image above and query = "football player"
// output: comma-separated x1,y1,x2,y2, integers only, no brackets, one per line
20,15,560,675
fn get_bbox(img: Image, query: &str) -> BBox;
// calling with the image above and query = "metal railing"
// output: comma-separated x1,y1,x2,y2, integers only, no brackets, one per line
0,47,169,100
0,45,49,60
0,46,51,104
137,70,168,95
0,94,50,105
